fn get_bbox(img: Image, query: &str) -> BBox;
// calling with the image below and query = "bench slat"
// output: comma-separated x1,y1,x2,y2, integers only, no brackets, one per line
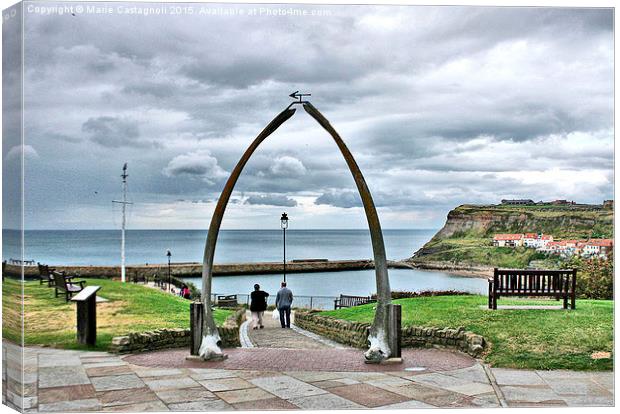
489,268,576,310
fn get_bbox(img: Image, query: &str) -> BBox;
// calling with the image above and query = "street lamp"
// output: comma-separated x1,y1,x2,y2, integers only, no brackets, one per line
280,212,288,283
166,249,172,293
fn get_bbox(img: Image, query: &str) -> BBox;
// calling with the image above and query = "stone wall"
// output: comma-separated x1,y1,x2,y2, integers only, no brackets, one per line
294,310,485,357
294,311,370,348
109,308,245,354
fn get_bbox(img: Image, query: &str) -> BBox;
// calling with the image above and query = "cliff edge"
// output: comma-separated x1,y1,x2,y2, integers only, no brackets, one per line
407,203,613,275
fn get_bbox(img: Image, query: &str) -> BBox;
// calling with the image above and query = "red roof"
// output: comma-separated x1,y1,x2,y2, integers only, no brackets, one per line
493,234,523,241
524,233,537,239
586,239,613,247
541,235,553,240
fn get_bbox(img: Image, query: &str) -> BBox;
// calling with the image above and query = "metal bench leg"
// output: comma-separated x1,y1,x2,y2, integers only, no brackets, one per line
488,281,493,309
492,294,497,310
570,270,577,310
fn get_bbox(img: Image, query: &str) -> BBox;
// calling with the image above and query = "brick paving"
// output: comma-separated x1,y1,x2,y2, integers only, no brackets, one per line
3,341,614,411
125,346,476,372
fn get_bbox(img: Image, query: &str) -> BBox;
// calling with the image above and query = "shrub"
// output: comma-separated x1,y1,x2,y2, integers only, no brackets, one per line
567,255,613,300
371,290,471,300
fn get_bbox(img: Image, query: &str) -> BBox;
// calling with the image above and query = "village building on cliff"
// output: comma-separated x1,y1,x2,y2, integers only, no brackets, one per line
492,233,613,259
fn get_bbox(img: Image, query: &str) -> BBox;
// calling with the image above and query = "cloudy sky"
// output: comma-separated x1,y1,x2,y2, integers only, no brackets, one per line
6,2,614,230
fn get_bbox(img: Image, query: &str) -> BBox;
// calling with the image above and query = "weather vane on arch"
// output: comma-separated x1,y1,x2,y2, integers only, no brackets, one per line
289,91,311,104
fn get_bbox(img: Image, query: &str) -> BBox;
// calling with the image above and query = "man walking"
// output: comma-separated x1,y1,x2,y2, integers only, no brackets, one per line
275,282,293,328
250,284,269,330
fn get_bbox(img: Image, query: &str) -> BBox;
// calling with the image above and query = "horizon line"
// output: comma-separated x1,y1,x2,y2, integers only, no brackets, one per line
5,228,439,232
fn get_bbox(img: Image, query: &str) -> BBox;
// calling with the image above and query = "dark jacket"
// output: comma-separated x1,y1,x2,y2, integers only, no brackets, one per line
250,290,269,312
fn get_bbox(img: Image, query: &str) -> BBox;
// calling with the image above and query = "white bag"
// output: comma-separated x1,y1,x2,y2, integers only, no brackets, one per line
272,309,279,320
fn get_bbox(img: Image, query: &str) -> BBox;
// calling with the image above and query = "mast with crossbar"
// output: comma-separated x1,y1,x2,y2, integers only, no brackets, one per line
112,163,133,282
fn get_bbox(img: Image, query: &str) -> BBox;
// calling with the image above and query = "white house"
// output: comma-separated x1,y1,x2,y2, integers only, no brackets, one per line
524,233,553,249
522,233,539,247
581,239,613,258
493,234,523,247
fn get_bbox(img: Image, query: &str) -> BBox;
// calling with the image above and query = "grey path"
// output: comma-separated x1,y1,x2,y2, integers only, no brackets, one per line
246,310,332,349
2,341,613,411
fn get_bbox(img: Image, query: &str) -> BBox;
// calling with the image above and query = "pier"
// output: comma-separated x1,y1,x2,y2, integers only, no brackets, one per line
4,259,412,280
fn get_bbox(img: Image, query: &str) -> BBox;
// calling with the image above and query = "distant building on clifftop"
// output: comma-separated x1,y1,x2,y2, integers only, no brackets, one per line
501,199,535,205
551,199,576,205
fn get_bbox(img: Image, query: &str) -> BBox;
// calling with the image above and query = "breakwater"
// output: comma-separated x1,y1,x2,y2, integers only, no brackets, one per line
4,259,411,280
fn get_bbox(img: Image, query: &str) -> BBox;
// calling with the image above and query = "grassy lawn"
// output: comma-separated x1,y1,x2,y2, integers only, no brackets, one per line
320,295,613,371
2,278,232,351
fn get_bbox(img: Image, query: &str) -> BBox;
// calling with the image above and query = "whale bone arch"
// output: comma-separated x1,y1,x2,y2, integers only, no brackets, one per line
199,102,392,361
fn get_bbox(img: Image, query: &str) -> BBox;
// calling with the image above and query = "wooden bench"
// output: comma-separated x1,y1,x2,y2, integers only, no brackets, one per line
217,294,238,308
54,271,87,302
488,268,577,310
38,263,56,287
334,294,376,309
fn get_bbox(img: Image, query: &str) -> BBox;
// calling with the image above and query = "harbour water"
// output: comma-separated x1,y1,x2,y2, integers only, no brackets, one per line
183,268,488,309
3,229,487,303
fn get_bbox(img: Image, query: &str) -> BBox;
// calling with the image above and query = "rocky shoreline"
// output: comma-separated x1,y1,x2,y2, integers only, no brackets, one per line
405,260,493,279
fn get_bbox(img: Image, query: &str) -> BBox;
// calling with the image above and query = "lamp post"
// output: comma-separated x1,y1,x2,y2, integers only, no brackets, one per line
166,249,172,293
280,212,288,283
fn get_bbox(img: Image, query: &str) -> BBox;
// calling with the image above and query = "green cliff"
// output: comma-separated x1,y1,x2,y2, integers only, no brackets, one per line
409,203,613,270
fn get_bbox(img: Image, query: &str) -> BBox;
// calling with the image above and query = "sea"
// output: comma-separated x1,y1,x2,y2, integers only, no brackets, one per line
3,229,487,307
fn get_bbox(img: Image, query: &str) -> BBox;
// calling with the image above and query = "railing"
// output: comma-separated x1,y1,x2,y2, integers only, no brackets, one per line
210,293,340,310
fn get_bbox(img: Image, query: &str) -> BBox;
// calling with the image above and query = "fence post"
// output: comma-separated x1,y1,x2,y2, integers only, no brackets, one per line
190,301,203,356
310,296,313,309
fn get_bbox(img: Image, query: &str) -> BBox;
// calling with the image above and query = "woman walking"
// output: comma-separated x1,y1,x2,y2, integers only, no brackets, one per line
250,284,269,330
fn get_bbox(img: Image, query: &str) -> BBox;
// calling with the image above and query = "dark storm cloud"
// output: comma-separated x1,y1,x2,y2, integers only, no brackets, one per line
315,189,435,209
315,190,361,209
82,116,145,148
245,194,298,207
20,4,613,229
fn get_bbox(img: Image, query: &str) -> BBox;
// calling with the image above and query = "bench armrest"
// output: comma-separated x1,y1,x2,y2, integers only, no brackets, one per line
71,280,86,289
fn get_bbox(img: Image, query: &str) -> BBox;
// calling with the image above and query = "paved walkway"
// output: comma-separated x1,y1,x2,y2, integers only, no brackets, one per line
245,311,333,349
3,338,613,411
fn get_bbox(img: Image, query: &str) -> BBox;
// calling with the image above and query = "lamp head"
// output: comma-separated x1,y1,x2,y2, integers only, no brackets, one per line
166,249,171,257
280,212,289,229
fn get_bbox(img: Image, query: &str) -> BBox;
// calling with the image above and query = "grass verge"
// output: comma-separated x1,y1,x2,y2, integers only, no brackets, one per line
2,278,232,351
320,295,613,371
